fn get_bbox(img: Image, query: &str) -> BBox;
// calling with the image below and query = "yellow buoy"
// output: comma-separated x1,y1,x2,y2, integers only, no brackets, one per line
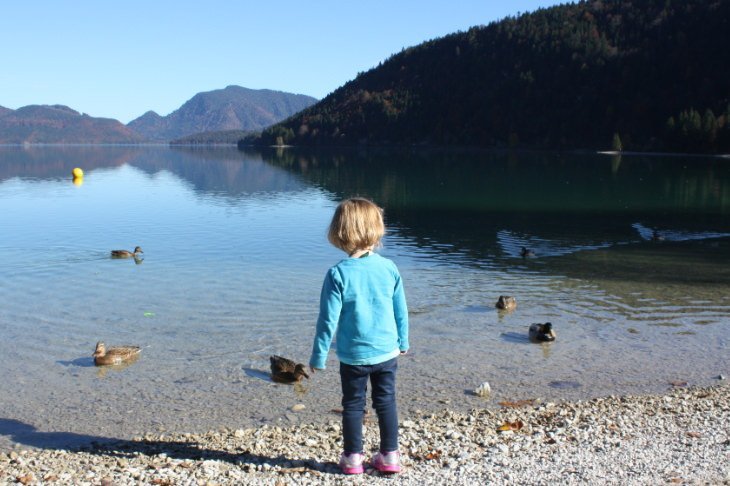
72,177,83,187
72,167,84,178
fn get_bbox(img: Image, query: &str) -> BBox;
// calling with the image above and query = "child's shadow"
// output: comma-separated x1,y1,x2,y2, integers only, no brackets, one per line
0,417,337,474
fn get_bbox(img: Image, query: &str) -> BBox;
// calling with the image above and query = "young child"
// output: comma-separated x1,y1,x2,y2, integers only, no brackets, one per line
309,197,409,475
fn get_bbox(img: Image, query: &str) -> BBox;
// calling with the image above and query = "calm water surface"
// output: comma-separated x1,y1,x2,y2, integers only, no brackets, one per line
1,146,728,449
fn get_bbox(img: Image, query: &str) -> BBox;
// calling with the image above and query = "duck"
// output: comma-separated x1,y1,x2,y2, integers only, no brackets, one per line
520,247,535,258
93,341,141,366
496,296,517,311
270,355,310,384
111,246,143,258
529,322,556,342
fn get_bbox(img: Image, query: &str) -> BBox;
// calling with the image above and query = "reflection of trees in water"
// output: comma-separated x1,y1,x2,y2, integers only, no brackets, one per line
258,147,730,263
258,147,730,215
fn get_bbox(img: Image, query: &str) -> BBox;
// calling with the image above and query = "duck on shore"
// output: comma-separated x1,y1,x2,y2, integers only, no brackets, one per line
270,355,310,384
111,246,143,258
93,342,141,366
496,296,517,311
529,322,556,342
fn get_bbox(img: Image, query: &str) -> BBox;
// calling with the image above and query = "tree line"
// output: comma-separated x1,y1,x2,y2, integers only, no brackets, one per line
242,0,730,154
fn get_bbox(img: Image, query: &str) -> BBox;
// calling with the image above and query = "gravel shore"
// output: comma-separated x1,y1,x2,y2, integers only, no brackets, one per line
1,384,728,485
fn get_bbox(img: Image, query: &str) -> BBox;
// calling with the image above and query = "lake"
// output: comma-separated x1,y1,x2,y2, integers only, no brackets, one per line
1,145,728,450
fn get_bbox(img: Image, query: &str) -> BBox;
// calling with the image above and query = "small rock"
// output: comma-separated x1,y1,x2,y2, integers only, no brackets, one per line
718,375,726,381
234,429,245,438
474,382,492,398
291,404,306,412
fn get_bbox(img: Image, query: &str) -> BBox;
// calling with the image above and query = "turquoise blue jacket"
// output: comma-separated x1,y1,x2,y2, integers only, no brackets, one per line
309,252,409,369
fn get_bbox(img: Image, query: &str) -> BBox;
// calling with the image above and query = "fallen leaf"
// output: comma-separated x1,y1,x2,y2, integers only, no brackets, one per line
151,479,174,486
669,380,688,387
16,475,34,485
425,451,441,460
497,420,524,432
668,478,683,484
685,431,702,438
498,399,536,408
43,474,59,481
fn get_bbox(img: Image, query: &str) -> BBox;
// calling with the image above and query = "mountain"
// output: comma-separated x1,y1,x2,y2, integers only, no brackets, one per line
128,85,317,142
246,0,730,153
0,105,144,144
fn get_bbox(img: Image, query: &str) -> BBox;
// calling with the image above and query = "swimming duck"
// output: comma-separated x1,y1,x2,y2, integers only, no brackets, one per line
93,341,141,366
496,296,517,311
520,247,535,258
111,246,143,258
270,355,310,384
529,322,556,342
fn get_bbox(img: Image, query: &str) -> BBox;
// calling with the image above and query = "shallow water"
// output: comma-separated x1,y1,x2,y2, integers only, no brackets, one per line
0,146,728,450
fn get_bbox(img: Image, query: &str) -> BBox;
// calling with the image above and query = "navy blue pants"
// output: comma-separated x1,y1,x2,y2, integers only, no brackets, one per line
339,357,399,454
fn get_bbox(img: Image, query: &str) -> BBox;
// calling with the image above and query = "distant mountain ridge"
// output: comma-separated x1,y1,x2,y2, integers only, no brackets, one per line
0,105,143,144
248,0,730,153
0,86,317,144
127,85,317,142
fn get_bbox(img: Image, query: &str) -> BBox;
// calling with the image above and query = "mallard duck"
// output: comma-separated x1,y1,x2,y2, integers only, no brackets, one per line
93,341,141,366
111,246,143,258
529,322,556,342
496,296,517,311
270,355,310,384
521,247,535,258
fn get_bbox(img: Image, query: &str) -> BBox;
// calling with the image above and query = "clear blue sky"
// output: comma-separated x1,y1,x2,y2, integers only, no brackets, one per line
1,1,567,123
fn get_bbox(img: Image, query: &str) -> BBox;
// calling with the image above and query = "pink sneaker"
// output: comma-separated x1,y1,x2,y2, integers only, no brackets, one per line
370,450,401,473
339,452,365,474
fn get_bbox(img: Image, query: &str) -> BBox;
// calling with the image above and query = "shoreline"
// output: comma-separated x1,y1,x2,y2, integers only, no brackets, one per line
2,384,727,485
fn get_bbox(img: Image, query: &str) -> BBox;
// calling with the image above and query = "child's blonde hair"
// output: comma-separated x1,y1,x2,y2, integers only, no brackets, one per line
328,198,385,255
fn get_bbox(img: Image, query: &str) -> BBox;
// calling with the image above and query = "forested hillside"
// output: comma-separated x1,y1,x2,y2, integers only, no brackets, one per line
246,0,730,153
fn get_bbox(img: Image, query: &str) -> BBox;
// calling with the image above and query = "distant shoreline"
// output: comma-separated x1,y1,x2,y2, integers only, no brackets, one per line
1,143,728,158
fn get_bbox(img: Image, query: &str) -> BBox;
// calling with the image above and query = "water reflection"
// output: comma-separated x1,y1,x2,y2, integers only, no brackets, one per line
255,147,730,283
0,146,307,200
2,145,729,283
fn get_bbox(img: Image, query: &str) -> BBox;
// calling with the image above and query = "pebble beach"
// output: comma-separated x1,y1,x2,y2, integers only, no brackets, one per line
1,384,728,485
